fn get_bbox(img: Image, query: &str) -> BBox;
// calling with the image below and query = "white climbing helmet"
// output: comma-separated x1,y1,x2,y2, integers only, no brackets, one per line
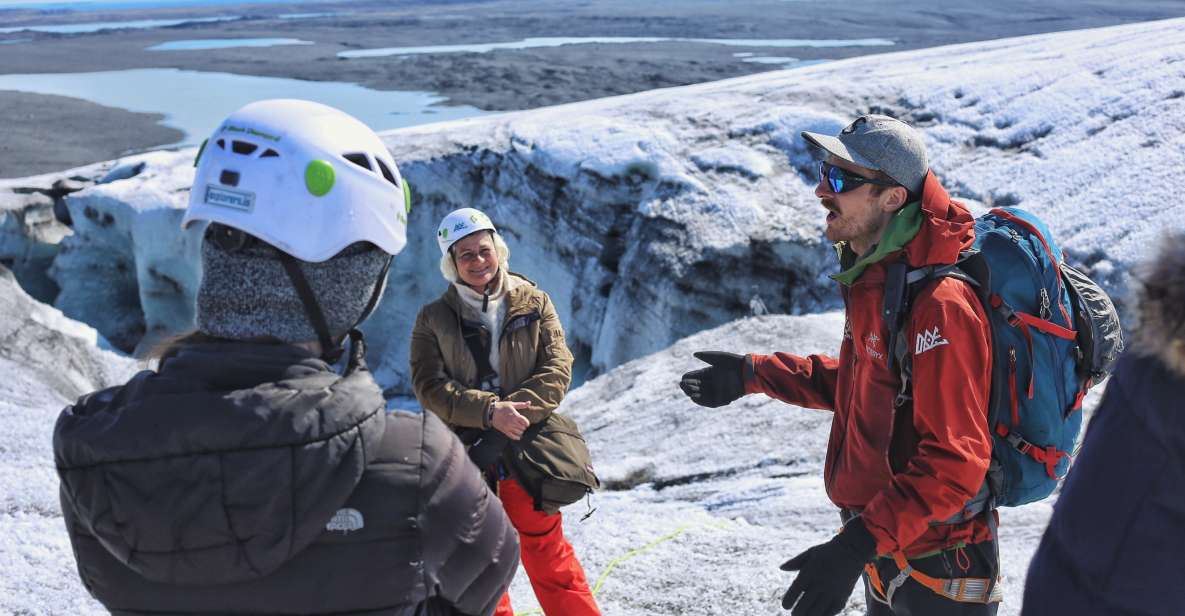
436,207,496,255
182,99,411,262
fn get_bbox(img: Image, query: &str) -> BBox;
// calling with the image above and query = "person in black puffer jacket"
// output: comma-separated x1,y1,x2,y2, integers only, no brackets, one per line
1022,232,1185,616
53,99,518,616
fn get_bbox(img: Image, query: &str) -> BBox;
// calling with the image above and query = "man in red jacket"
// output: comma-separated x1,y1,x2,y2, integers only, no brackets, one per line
680,115,998,616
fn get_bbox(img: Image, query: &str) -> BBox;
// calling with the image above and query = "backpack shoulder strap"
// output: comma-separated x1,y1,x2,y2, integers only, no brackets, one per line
442,302,501,394
885,252,1002,525
442,303,509,468
884,252,986,403
460,321,499,393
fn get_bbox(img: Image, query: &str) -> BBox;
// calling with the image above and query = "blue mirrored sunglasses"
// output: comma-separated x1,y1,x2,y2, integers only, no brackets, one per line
819,161,898,194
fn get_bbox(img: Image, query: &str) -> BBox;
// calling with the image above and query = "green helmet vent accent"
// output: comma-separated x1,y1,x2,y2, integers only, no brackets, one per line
194,138,208,168
305,160,335,197
402,180,412,214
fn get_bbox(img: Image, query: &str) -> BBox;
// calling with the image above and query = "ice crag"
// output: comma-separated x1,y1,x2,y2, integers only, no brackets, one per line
0,153,201,354
2,18,1182,395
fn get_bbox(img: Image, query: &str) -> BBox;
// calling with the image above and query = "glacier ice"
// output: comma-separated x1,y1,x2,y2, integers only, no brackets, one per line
0,18,1180,398
0,15,1171,612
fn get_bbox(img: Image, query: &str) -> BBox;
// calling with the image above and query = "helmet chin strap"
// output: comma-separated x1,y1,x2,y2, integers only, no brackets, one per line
278,252,393,365
357,254,393,324
278,253,342,364
481,271,495,312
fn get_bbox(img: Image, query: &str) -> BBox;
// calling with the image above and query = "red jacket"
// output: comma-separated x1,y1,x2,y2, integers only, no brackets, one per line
745,172,993,557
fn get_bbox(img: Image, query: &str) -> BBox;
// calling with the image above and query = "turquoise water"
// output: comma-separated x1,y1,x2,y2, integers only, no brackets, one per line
0,15,236,33
278,12,340,19
0,68,486,146
744,56,810,66
148,38,314,51
0,0,305,9
339,36,895,59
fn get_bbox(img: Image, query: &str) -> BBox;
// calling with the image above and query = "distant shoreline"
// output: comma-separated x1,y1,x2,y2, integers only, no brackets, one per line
2,0,1184,180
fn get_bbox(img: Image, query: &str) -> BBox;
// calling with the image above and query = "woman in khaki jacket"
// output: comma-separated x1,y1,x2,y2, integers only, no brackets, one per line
410,208,601,616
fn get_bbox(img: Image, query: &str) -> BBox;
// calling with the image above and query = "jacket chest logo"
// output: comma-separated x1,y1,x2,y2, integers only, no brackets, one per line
506,311,541,334
915,326,950,355
326,508,365,534
864,333,885,361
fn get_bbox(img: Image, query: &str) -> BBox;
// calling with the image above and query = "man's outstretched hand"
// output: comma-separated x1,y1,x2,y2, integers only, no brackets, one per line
780,519,877,616
679,351,746,408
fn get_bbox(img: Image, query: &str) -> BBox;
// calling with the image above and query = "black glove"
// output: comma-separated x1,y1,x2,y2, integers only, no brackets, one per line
679,351,746,408
780,519,877,616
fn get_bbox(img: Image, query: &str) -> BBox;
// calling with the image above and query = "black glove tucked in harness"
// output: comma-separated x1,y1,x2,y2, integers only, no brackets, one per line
780,517,878,616
679,351,746,408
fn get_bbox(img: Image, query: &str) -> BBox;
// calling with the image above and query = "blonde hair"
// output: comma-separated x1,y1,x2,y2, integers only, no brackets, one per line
440,231,510,282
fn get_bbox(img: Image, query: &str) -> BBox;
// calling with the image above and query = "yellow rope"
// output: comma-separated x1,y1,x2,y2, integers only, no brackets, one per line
513,519,731,616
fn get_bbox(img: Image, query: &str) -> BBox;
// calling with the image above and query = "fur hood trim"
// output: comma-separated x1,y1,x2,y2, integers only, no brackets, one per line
1134,232,1185,376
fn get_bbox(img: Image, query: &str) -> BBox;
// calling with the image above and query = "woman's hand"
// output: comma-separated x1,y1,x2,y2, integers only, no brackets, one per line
490,401,531,440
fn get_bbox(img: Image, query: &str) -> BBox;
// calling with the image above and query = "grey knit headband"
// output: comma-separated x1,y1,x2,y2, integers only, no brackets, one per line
196,239,390,344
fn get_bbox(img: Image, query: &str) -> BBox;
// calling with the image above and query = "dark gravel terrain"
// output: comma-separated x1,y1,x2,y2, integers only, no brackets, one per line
0,90,182,178
1,0,1183,177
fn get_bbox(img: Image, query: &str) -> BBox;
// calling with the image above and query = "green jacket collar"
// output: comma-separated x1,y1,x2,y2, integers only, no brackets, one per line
831,201,923,286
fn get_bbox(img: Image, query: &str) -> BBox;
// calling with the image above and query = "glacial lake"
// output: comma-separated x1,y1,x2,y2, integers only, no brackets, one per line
0,0,311,9
0,68,486,146
0,16,238,34
278,12,340,19
0,8,335,33
148,38,315,51
339,36,894,59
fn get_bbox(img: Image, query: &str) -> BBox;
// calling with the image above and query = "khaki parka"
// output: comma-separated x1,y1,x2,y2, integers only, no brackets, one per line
410,272,573,429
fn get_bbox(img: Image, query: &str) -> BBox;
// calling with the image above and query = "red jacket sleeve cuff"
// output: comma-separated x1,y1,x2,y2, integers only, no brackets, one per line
743,354,762,394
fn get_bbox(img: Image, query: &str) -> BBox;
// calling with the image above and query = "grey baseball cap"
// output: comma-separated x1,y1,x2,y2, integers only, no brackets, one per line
801,114,928,195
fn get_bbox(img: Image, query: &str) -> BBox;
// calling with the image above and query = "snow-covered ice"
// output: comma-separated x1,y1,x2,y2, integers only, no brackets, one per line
0,267,137,615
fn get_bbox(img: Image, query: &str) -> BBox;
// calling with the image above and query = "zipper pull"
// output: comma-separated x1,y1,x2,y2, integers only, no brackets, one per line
1008,348,1020,425
1039,288,1051,320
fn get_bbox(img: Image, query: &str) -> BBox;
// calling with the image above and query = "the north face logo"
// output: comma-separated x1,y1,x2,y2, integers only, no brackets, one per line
915,327,950,355
326,508,364,534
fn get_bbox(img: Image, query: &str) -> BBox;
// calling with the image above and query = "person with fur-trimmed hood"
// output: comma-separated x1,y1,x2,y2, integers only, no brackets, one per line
410,208,601,616
1021,233,1185,616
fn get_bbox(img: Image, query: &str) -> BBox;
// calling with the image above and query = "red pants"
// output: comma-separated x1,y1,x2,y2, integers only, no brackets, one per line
493,477,600,616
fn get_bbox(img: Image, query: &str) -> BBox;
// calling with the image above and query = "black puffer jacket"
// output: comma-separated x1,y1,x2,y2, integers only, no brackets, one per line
54,340,517,615
1022,236,1185,616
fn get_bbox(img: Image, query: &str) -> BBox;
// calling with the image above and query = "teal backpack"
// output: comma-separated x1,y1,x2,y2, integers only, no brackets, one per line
884,206,1123,516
